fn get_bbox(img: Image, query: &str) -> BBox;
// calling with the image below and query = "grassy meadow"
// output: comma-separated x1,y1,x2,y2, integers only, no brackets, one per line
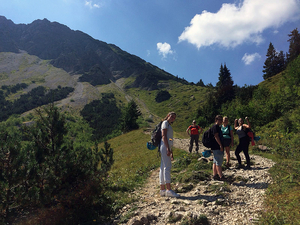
127,80,209,137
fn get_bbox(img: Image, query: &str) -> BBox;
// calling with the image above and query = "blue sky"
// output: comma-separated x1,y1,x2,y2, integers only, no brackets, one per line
1,0,300,86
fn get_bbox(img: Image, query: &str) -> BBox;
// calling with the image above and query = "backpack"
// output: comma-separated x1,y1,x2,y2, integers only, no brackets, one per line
202,127,214,148
151,121,163,147
223,125,230,135
244,127,255,145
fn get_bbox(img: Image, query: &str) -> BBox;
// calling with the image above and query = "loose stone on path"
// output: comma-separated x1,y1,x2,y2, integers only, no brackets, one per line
114,139,275,225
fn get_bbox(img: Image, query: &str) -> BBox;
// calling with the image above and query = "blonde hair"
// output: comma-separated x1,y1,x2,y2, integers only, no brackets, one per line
163,112,176,121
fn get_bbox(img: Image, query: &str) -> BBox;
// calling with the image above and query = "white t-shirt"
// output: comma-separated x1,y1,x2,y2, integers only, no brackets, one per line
161,120,173,147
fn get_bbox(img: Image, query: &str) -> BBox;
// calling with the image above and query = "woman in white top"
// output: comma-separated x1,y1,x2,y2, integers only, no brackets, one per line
159,112,180,198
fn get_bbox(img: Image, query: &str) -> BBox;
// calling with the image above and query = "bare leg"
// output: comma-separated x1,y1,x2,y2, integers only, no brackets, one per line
216,165,223,178
225,146,230,164
166,183,171,191
213,163,217,176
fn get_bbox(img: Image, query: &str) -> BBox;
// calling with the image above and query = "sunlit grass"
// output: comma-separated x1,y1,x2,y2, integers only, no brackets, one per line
103,129,187,212
256,157,300,224
126,80,209,130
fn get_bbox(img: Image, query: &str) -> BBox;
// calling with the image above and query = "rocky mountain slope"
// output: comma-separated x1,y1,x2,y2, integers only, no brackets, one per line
0,16,177,90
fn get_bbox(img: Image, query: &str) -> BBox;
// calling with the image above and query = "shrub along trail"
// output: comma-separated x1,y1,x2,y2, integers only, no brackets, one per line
114,138,275,225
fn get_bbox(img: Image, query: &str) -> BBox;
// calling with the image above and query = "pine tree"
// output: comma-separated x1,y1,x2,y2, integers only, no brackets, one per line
263,43,286,80
99,141,114,173
287,28,300,63
0,125,26,220
263,42,277,79
215,64,234,104
216,64,233,88
196,79,205,87
121,100,141,133
275,51,286,74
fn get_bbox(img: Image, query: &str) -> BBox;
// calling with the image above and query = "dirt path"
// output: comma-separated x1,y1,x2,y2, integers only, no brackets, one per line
115,139,275,225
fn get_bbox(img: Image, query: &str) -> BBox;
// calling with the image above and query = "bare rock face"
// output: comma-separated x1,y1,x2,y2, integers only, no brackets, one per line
0,16,175,90
114,138,275,225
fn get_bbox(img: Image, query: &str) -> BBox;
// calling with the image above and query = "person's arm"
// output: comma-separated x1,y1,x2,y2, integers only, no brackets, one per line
244,117,251,129
199,126,203,134
186,126,191,136
162,128,173,159
214,132,224,152
234,119,238,130
230,129,234,147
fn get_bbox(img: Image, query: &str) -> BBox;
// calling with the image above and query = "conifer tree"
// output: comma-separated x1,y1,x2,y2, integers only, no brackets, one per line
0,126,26,220
121,100,141,133
263,42,286,80
263,42,277,79
215,64,234,104
287,28,300,63
196,79,205,87
276,50,286,74
216,64,233,88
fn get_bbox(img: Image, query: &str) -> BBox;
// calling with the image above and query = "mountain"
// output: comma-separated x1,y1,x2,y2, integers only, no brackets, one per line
0,16,178,90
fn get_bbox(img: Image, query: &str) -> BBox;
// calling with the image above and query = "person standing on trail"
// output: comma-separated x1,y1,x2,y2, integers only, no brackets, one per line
186,120,203,153
221,116,234,168
159,112,180,198
234,117,252,170
211,115,226,181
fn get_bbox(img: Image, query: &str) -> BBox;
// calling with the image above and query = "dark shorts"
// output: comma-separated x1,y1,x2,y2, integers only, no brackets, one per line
223,138,231,147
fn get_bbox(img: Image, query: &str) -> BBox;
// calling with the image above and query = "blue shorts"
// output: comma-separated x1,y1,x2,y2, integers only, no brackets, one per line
212,150,224,166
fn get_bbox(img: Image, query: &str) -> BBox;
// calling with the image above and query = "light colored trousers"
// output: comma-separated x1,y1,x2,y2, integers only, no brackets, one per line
159,140,172,185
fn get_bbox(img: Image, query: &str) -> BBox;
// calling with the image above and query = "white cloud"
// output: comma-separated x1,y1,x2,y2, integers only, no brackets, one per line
157,42,174,58
242,53,261,65
178,0,300,49
85,1,101,9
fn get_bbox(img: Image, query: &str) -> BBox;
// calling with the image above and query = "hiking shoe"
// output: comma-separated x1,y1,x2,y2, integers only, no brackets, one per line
213,174,220,181
160,190,166,197
226,162,231,169
165,190,180,198
244,165,252,170
219,176,227,182
236,164,243,169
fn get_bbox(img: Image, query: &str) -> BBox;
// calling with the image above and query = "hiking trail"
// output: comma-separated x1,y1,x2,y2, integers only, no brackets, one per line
114,138,275,225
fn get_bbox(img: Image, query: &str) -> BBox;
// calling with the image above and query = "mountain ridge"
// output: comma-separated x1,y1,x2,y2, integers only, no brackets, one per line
0,16,178,90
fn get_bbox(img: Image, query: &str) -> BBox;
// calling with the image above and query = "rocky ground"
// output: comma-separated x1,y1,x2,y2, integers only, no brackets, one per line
114,138,275,225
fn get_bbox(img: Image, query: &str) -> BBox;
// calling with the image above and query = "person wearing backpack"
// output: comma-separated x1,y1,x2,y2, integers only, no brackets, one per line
186,120,203,153
221,116,234,168
234,117,251,170
211,115,226,181
159,112,180,198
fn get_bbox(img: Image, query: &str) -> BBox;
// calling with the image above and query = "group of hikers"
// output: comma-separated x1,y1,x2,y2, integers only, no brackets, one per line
159,112,252,198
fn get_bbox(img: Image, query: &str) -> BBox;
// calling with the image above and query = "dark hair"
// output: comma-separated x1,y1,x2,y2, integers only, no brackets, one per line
215,115,223,121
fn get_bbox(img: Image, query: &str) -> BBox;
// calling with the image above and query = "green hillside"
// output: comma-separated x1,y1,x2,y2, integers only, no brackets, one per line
1,53,300,224
0,51,210,135
1,16,300,224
